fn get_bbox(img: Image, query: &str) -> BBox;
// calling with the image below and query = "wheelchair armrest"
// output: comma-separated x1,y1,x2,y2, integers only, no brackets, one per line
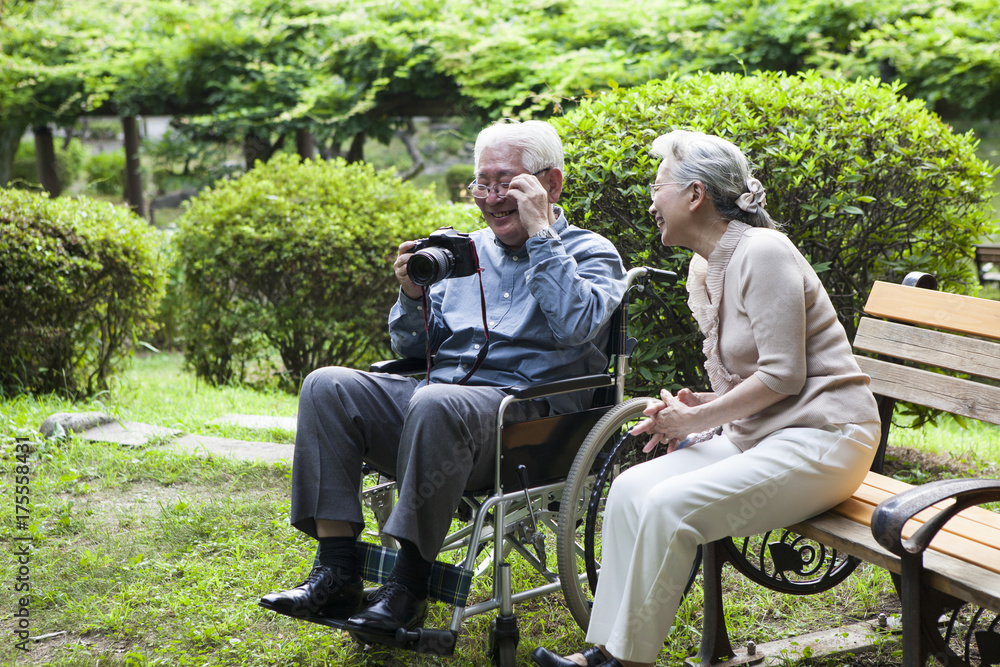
871,477,1000,558
507,374,613,400
370,358,426,376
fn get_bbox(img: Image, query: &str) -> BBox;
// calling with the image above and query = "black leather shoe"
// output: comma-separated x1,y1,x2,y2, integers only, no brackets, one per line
531,646,607,667
259,565,363,619
343,579,428,641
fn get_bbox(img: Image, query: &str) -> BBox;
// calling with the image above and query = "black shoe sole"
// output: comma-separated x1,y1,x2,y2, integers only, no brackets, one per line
258,598,361,621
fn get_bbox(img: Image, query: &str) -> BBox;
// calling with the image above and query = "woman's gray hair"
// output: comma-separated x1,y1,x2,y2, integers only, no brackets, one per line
474,120,564,175
650,130,777,229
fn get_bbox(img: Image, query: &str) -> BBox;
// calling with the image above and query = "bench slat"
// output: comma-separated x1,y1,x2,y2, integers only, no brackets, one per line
791,512,1000,613
864,281,1000,341
856,356,1000,424
854,318,1000,382
861,473,1000,532
849,488,1000,550
832,495,1000,574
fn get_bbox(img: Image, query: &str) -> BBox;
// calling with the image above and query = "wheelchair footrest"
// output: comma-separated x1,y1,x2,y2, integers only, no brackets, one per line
394,627,459,655
291,614,458,655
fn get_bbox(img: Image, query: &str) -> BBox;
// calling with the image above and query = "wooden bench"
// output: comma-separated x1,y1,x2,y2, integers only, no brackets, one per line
974,243,1000,284
694,277,1000,667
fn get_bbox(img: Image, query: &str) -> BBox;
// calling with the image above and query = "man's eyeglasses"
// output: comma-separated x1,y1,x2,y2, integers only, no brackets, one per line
468,168,552,199
649,181,685,198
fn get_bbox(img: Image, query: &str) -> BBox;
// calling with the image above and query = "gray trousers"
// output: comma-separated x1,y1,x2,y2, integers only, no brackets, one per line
290,366,547,562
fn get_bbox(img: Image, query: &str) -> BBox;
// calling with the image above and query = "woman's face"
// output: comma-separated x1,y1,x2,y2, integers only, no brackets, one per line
648,160,691,248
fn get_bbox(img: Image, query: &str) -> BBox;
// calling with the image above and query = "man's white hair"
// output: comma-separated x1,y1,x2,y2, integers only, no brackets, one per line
474,120,564,174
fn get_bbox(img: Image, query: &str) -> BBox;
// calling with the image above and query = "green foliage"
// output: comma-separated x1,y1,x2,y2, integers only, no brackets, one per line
144,128,241,195
444,163,474,202
85,149,126,196
10,136,87,190
0,189,165,397
554,71,998,395
818,0,1000,118
173,154,476,388
6,0,1000,179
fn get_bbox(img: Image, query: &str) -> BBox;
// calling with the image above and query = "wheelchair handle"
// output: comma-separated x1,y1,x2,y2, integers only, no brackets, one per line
642,267,679,284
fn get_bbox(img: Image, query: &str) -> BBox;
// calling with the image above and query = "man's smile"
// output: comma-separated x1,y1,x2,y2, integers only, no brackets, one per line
489,208,517,220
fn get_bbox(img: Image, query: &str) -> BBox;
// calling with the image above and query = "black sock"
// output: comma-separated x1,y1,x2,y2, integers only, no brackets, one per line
316,536,358,582
391,539,432,599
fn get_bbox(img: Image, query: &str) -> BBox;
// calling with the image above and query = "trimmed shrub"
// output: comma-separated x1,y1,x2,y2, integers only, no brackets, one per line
554,71,998,396
173,154,476,389
0,189,165,397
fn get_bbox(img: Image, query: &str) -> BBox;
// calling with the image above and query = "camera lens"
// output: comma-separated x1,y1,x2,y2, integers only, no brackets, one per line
408,247,455,286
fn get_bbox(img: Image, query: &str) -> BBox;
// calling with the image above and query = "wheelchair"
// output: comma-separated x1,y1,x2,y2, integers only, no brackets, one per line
304,265,679,666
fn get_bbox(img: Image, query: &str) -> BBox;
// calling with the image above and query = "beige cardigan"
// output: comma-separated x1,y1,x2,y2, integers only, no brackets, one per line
686,221,880,450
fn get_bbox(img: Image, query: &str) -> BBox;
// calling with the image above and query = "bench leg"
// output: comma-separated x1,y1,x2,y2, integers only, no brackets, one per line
688,542,763,667
895,557,974,667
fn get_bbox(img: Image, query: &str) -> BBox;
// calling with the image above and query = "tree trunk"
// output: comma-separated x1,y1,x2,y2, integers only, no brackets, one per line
0,120,28,187
122,116,146,218
34,125,62,197
346,132,366,163
243,131,271,169
395,120,424,181
243,131,286,169
295,128,316,161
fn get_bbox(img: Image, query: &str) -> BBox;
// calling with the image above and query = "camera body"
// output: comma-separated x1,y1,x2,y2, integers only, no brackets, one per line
407,227,478,286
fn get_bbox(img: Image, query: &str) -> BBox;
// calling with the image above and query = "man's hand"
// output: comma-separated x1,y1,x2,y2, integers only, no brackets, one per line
503,172,555,237
394,240,424,301
630,388,709,453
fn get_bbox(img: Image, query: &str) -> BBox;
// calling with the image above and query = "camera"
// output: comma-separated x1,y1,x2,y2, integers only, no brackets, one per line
407,227,479,286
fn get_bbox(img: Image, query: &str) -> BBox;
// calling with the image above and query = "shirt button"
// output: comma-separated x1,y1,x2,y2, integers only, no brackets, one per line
503,292,510,298
512,256,519,262
411,331,418,336
489,320,496,326
474,344,480,350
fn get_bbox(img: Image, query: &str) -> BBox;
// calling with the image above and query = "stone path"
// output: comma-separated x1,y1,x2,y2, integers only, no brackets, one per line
39,412,296,463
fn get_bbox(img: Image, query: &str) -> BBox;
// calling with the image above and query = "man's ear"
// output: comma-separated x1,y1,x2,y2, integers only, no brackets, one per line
543,168,564,203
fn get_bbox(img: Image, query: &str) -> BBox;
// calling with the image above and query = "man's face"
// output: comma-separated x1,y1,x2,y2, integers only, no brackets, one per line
473,144,541,249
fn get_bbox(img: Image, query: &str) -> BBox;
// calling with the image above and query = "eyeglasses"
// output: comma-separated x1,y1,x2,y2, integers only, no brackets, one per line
468,168,552,199
649,181,686,198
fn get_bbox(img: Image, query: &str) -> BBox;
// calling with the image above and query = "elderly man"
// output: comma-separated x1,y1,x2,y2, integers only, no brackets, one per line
260,119,627,640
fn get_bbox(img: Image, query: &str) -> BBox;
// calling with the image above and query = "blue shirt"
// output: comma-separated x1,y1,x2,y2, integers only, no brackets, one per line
389,209,627,413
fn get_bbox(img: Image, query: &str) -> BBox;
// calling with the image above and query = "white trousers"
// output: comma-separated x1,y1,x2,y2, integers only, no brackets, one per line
585,421,880,663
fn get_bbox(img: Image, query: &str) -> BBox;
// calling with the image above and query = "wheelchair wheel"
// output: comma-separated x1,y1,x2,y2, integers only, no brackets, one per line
555,397,662,630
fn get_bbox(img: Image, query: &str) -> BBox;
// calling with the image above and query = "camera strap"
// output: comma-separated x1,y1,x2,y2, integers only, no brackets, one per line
422,240,490,385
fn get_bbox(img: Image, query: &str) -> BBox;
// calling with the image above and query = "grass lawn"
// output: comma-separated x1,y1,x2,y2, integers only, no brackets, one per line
2,352,998,666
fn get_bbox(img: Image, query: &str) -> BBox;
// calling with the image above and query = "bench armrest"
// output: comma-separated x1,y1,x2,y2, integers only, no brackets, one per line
871,478,1000,557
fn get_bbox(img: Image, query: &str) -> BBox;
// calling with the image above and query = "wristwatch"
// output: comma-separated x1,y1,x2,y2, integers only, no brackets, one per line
531,225,559,240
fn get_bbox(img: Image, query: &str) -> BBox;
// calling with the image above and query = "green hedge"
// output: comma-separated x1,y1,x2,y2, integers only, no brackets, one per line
0,189,165,396
173,154,475,389
554,71,998,396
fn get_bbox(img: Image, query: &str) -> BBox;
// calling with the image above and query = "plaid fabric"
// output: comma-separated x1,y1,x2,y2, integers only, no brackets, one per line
357,542,474,607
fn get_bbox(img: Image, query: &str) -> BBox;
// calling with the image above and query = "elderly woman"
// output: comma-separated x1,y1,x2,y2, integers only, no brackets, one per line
532,130,881,667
